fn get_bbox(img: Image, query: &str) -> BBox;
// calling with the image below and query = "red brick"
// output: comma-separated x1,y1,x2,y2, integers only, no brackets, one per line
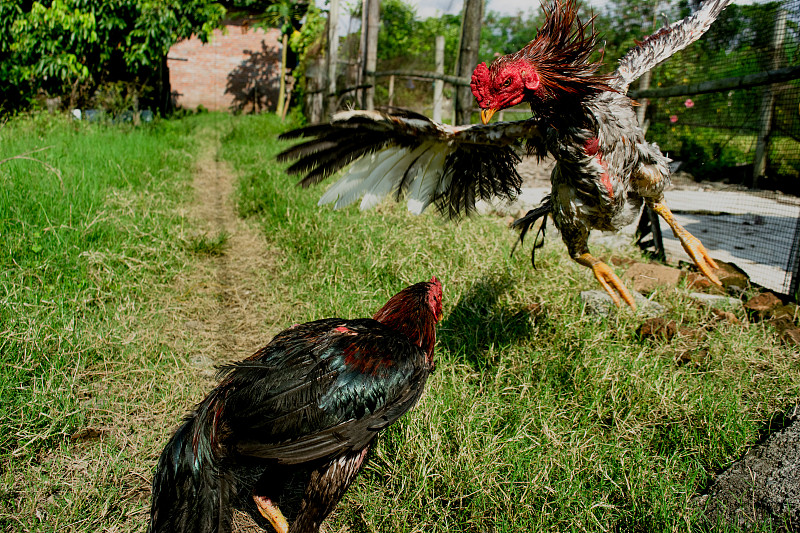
168,21,282,112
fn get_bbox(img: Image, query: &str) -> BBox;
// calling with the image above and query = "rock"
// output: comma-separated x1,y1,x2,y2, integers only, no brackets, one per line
744,292,784,321
581,290,665,317
781,328,800,346
624,262,683,293
713,261,751,292
769,317,800,346
698,405,800,530
710,308,741,325
772,304,799,321
689,292,743,309
684,272,725,294
637,317,678,341
676,347,709,366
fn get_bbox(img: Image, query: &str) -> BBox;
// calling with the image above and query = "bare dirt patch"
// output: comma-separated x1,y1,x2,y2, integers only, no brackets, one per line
169,126,285,532
175,127,284,376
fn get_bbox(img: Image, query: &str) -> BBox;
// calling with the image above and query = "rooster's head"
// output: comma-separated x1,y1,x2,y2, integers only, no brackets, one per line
471,0,615,124
372,277,443,364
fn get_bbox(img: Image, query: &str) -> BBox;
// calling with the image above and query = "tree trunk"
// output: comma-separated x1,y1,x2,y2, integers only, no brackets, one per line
433,35,445,122
454,0,482,125
363,0,380,110
326,0,340,117
277,32,288,118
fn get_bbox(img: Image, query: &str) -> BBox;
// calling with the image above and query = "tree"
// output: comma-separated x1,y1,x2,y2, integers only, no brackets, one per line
1,0,226,114
263,0,308,118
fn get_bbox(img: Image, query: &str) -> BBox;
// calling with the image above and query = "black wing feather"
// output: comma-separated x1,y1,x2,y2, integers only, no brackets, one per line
276,109,547,219
215,318,429,465
511,196,553,268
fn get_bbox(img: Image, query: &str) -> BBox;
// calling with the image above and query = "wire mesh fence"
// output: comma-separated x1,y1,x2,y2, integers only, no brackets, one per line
632,0,800,297
318,0,800,298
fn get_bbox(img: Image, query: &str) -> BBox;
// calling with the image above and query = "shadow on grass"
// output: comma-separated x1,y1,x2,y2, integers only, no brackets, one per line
439,272,540,370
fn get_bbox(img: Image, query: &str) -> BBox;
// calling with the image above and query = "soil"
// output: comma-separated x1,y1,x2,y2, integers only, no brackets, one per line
173,126,279,532
179,127,282,376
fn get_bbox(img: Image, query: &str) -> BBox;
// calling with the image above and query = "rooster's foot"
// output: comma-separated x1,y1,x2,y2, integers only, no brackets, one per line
253,494,289,533
648,200,721,286
576,253,636,309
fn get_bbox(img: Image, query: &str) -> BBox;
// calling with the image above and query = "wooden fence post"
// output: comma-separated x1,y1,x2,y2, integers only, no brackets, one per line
388,75,395,107
753,8,787,187
356,0,367,106
326,0,340,117
433,35,445,122
364,0,380,110
454,0,483,125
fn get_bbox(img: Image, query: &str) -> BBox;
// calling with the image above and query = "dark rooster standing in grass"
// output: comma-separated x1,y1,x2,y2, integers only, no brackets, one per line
277,0,731,309
147,278,442,533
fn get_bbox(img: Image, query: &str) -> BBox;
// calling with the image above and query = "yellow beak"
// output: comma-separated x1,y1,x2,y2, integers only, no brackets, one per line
480,108,497,124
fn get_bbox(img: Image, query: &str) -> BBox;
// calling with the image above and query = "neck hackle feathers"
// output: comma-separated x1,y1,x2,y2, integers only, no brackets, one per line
372,277,442,364
472,0,615,117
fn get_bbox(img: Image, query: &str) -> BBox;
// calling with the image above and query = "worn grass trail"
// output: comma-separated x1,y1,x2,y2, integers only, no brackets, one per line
173,120,282,377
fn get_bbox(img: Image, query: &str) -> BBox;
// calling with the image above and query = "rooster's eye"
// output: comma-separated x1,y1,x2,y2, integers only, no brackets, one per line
502,79,512,87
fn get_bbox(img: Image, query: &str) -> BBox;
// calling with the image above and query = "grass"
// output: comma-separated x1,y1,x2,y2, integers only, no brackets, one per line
224,114,799,532
0,112,217,531
1,111,798,532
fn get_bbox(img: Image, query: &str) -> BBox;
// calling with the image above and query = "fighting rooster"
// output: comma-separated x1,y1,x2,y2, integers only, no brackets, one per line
277,0,730,308
148,278,443,533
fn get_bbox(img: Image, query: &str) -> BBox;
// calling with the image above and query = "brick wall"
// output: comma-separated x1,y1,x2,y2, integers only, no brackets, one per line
168,21,282,112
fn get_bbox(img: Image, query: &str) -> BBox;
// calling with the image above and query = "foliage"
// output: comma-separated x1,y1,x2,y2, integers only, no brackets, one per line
288,2,326,102
1,0,226,113
479,7,543,62
263,0,307,35
365,0,460,73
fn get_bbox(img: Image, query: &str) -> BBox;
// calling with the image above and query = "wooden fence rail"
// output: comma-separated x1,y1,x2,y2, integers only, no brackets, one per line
629,64,800,100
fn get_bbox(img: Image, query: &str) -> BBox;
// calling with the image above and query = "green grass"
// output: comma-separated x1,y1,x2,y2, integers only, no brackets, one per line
1,111,797,532
223,113,800,532
0,113,219,531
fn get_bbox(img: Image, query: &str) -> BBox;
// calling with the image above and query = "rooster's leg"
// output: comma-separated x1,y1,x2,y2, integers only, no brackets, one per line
575,252,637,309
253,495,289,533
647,199,721,286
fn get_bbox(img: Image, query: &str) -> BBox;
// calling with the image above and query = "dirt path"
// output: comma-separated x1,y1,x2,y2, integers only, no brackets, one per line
175,125,280,531
180,126,280,375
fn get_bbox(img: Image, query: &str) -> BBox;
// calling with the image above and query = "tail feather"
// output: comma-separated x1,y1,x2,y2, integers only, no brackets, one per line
511,197,552,268
148,395,234,533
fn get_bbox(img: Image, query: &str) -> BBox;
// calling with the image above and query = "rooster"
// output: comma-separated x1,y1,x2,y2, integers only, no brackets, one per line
277,0,730,308
147,278,443,533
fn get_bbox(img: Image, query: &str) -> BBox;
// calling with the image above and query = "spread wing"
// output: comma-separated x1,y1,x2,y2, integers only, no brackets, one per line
214,318,430,465
613,0,732,93
277,108,547,218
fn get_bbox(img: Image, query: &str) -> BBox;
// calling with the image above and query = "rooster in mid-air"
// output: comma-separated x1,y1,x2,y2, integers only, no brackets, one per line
277,0,731,309
147,278,443,533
